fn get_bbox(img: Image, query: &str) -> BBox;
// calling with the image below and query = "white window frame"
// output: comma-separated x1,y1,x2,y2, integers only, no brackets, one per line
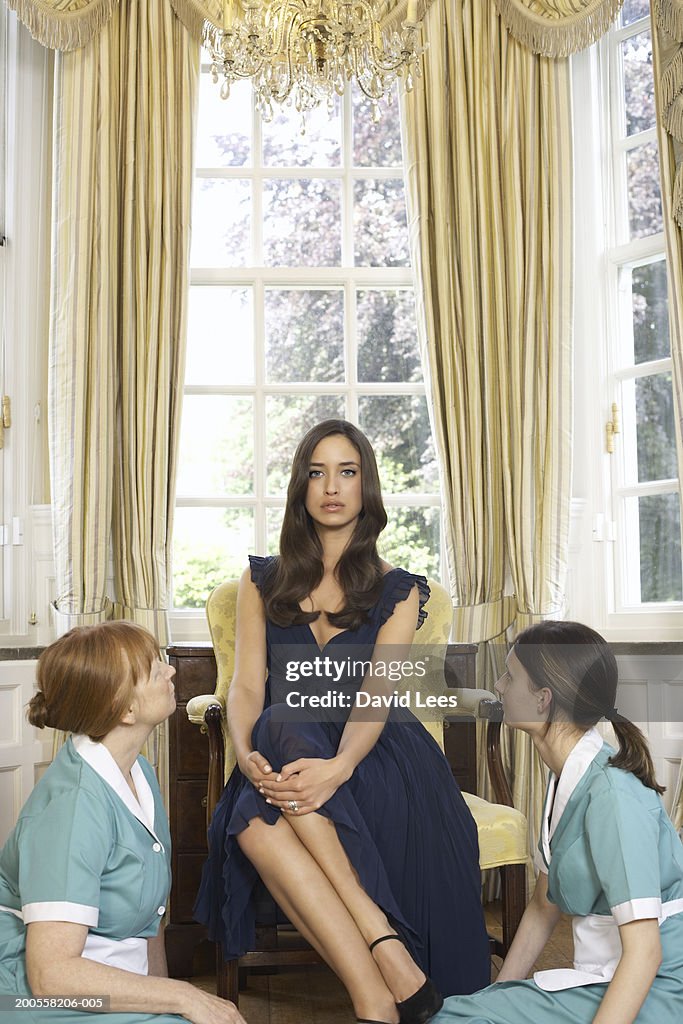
170,77,442,641
570,15,683,639
0,12,52,645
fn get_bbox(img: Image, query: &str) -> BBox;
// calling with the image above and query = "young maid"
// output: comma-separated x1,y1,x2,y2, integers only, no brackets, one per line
432,620,683,1024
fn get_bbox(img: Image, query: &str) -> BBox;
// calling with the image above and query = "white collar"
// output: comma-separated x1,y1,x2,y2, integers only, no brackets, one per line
71,734,160,842
542,727,604,866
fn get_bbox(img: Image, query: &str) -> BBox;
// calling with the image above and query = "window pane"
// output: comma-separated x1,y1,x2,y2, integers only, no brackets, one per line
380,507,441,579
620,0,650,26
622,32,654,136
177,396,254,496
359,396,438,492
263,99,341,167
353,87,402,167
357,289,420,383
191,178,251,266
173,507,254,608
633,494,682,602
266,507,285,555
265,289,344,382
626,141,663,239
354,179,409,266
265,395,346,494
632,261,670,364
636,372,677,482
186,287,254,385
263,179,342,266
196,76,251,167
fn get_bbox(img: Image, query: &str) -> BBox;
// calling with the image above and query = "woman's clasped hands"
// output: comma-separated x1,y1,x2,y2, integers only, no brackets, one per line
242,749,351,814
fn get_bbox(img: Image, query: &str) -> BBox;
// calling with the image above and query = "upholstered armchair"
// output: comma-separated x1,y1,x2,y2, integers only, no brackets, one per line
187,578,528,1002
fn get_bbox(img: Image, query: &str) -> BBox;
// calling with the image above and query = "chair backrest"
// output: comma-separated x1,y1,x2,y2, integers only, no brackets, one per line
206,579,240,706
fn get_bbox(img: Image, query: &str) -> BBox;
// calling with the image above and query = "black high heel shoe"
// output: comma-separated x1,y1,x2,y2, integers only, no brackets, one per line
369,934,444,1024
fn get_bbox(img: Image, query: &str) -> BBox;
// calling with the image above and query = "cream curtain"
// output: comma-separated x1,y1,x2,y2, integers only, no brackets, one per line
45,0,199,645
652,0,683,831
402,0,573,863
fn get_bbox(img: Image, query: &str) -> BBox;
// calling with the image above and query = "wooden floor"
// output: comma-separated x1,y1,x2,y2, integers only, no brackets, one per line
187,902,575,1023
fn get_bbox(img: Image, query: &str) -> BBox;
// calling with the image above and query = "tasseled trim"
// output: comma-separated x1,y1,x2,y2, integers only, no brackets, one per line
493,0,625,59
661,42,683,111
662,93,683,141
169,0,217,41
6,0,118,52
673,162,683,227
655,0,683,44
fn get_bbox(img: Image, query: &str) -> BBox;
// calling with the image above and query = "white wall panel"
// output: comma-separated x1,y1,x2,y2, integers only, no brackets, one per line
0,660,40,840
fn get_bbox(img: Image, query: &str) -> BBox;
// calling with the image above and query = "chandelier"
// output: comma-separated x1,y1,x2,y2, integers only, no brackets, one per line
205,0,424,122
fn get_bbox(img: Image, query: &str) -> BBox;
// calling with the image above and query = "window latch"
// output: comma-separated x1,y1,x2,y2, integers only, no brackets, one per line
605,402,619,454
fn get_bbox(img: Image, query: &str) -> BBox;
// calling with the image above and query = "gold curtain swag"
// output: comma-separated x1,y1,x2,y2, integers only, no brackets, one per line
5,0,118,50
494,0,625,56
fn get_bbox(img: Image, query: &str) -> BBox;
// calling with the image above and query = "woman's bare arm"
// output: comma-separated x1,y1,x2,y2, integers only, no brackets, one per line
226,566,271,779
495,872,562,981
592,918,662,1024
26,921,245,1024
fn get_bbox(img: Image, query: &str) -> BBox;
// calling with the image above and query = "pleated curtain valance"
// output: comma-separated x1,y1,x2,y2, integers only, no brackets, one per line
493,0,625,57
5,0,118,50
5,0,437,49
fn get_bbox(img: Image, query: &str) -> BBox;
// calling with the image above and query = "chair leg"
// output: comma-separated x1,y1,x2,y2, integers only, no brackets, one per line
499,863,526,955
216,945,240,1005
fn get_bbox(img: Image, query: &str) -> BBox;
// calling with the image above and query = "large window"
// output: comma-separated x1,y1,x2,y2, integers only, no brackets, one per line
607,2,680,608
172,75,440,624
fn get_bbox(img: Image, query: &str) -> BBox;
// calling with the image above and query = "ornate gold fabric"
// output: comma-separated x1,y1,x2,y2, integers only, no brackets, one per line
463,792,528,870
494,0,624,56
401,0,571,873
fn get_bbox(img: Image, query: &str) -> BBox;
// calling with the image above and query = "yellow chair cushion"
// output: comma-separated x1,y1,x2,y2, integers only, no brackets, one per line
463,792,528,870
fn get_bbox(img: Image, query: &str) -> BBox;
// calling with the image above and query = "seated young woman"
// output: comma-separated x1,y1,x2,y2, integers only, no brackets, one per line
0,621,245,1024
194,419,490,1024
432,620,683,1024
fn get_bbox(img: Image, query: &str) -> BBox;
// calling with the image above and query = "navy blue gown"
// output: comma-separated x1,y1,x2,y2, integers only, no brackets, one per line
194,557,490,997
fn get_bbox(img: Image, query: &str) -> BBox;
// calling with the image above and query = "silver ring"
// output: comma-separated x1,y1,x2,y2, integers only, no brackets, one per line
288,800,299,812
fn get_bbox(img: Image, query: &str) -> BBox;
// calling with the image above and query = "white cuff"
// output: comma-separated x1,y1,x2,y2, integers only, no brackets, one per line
611,897,662,926
534,848,548,874
22,901,99,927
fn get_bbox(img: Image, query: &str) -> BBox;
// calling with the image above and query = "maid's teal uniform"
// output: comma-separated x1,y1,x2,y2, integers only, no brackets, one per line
0,735,185,1023
432,727,683,1023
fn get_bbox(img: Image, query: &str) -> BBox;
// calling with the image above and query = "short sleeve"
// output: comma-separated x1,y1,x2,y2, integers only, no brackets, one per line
379,570,430,629
249,554,276,592
17,786,112,927
584,788,662,925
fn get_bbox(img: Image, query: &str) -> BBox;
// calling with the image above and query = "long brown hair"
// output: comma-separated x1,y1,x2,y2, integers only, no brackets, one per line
27,621,160,742
262,420,387,629
513,620,664,794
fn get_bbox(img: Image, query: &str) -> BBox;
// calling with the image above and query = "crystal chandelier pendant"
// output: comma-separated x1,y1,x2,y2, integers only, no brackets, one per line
204,0,426,125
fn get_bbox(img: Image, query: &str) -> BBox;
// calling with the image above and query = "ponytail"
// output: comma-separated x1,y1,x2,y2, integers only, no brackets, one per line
608,714,665,795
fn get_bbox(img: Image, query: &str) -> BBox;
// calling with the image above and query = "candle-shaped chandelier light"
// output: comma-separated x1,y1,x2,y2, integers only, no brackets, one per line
205,0,424,121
